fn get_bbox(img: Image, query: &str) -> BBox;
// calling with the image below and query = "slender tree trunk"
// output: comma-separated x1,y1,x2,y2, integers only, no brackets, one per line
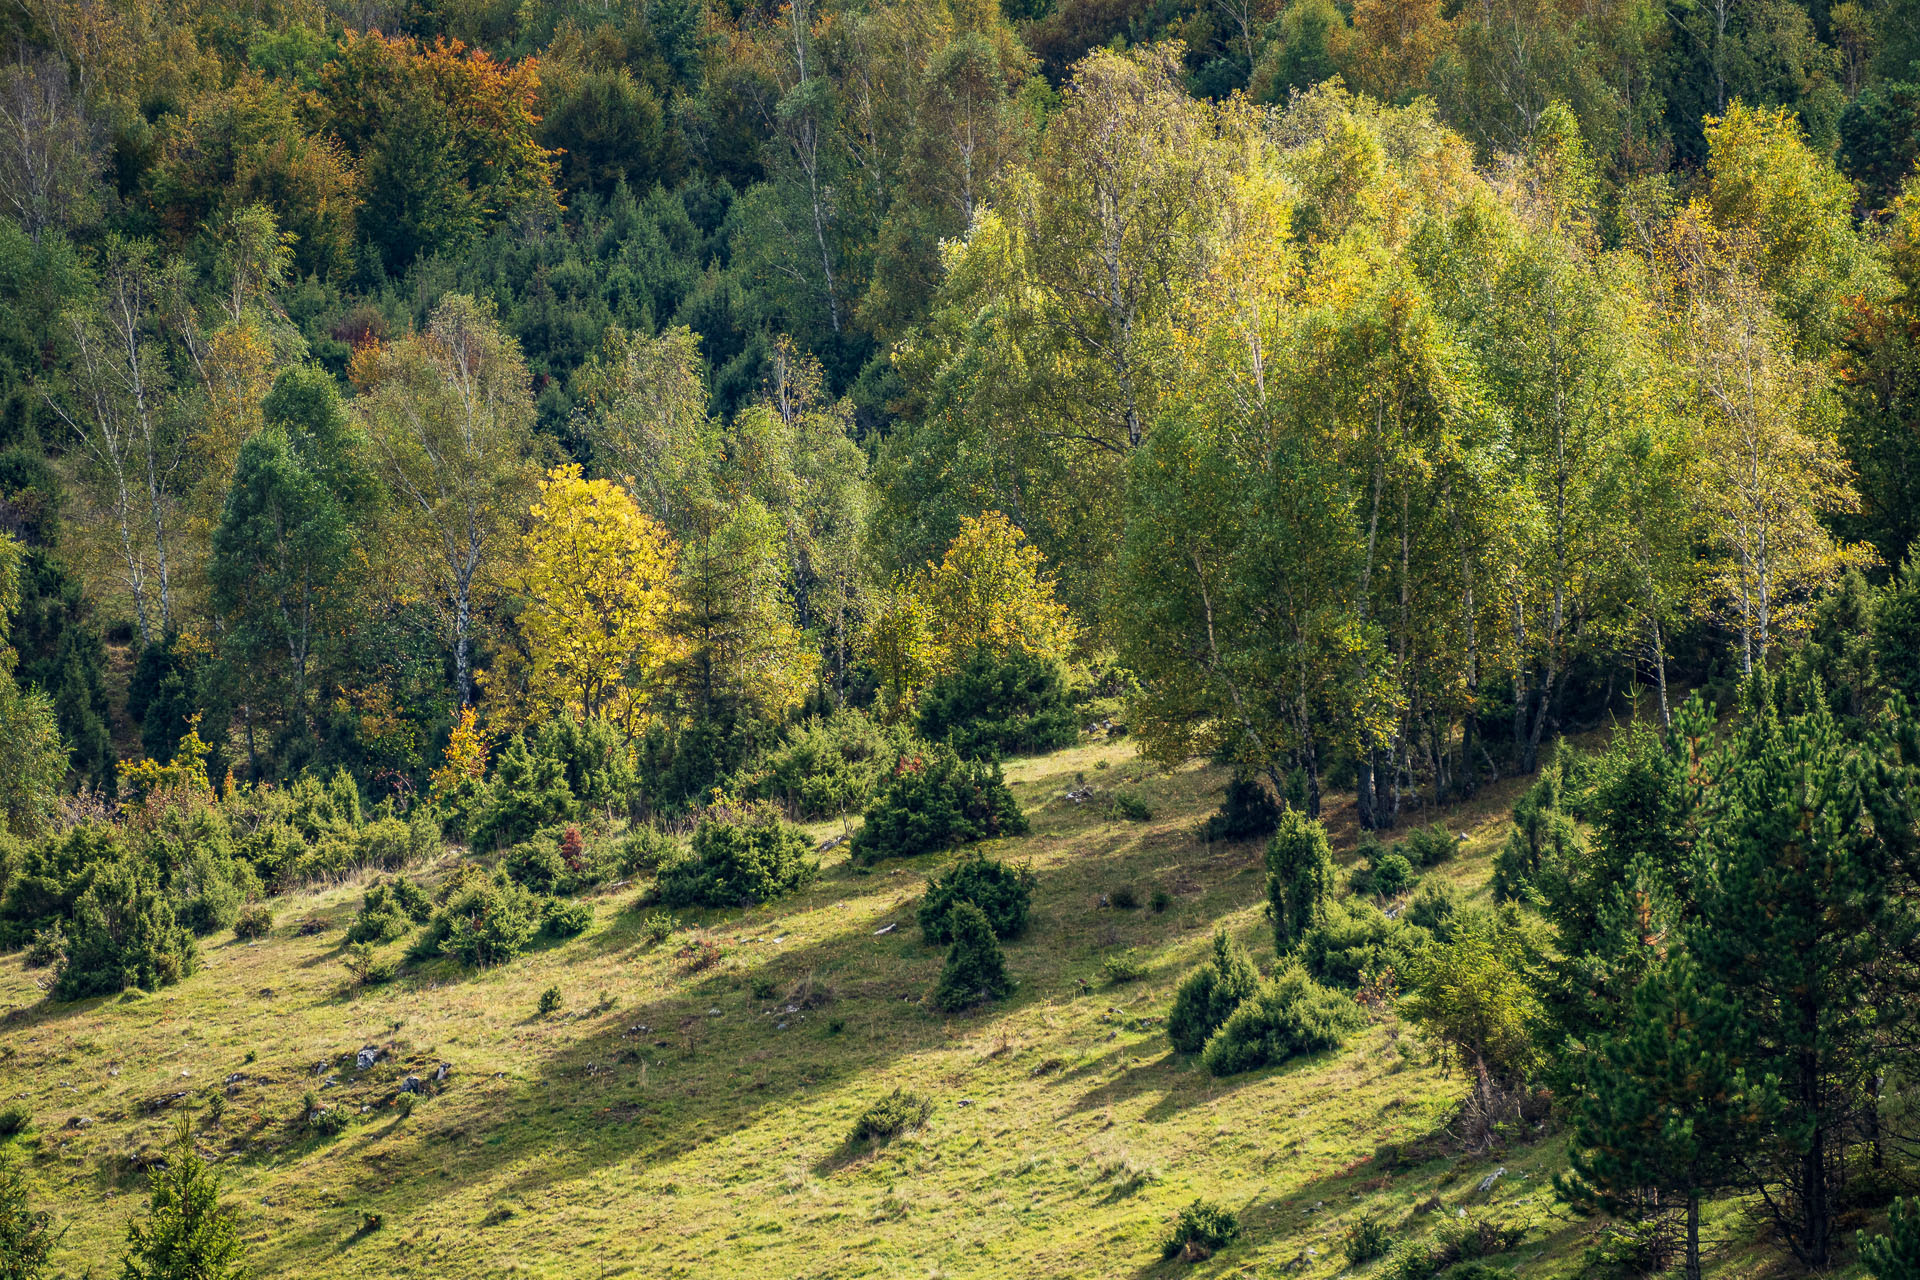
1684,1191,1702,1280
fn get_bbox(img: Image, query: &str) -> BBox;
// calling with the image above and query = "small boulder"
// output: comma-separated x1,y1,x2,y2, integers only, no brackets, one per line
355,1047,381,1070
401,1076,421,1094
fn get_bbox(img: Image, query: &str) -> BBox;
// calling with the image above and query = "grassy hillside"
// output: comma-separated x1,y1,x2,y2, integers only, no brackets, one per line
0,739,1772,1279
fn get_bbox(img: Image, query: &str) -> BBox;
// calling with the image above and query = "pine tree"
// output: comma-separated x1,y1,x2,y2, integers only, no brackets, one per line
121,1120,249,1280
1861,1198,1920,1280
1687,673,1914,1267
0,1155,59,1279
1167,930,1260,1054
1559,955,1766,1280
933,901,1012,1011
1266,809,1336,954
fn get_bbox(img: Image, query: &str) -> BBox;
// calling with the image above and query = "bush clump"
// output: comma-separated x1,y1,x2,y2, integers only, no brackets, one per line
1346,1217,1395,1266
1301,897,1425,989
467,714,635,849
539,896,593,938
932,901,1013,1011
1401,822,1459,868
1384,1217,1526,1280
915,646,1079,760
1109,789,1154,822
504,825,613,895
851,745,1027,863
849,1088,933,1146
342,941,396,987
657,818,817,908
1200,966,1365,1077
738,708,909,818
1352,849,1417,899
1167,930,1261,1054
345,876,432,944
1162,1198,1240,1261
917,854,1036,944
614,825,682,876
538,985,562,1015
1204,775,1281,842
232,904,273,940
410,869,541,967
52,859,197,1001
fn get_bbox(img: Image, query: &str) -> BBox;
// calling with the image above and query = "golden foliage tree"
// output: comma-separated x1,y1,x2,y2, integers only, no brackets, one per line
512,464,681,734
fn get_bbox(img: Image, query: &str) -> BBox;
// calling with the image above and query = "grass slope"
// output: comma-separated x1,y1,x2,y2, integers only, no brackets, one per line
0,740,1723,1278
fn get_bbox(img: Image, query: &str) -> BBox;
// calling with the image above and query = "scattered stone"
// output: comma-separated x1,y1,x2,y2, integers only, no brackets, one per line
707,1008,722,1016
873,923,897,936
815,834,847,853
355,1047,381,1070
435,1063,451,1082
401,1076,422,1094
956,1098,974,1107
1477,1167,1505,1193
224,1073,245,1085
67,1116,93,1129
775,1022,788,1031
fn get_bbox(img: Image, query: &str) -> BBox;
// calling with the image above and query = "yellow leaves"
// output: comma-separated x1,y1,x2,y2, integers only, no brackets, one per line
428,705,490,803
861,510,1077,713
514,464,681,732
122,715,216,809
922,510,1078,667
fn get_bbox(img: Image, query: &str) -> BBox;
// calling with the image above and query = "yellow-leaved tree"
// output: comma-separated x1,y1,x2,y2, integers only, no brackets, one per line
511,465,681,735
863,510,1077,714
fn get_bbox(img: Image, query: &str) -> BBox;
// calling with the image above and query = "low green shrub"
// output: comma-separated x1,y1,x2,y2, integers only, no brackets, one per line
915,646,1079,761
410,869,541,967
1346,1216,1395,1266
1353,850,1417,899
738,708,909,818
1150,889,1172,913
933,901,1012,1011
1101,950,1146,985
1301,898,1425,989
233,904,273,940
852,746,1027,863
614,826,681,876
1162,1198,1239,1261
1109,885,1139,910
849,1088,933,1146
1200,966,1365,1077
538,985,562,1015
0,1105,29,1137
504,825,614,895
917,854,1035,944
1204,775,1281,842
1402,822,1459,867
342,941,396,987
658,818,816,908
24,924,64,968
304,1094,349,1136
52,858,197,1001
345,876,432,944
540,896,593,938
1109,789,1154,822
639,909,678,943
1385,1218,1527,1280
1167,930,1260,1054
1404,880,1460,936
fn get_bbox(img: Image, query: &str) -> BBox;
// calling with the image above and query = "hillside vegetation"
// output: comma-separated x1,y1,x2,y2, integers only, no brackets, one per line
3,739,1599,1280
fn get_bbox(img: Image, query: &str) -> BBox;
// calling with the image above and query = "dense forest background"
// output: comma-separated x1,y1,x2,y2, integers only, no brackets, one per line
2,0,1920,816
